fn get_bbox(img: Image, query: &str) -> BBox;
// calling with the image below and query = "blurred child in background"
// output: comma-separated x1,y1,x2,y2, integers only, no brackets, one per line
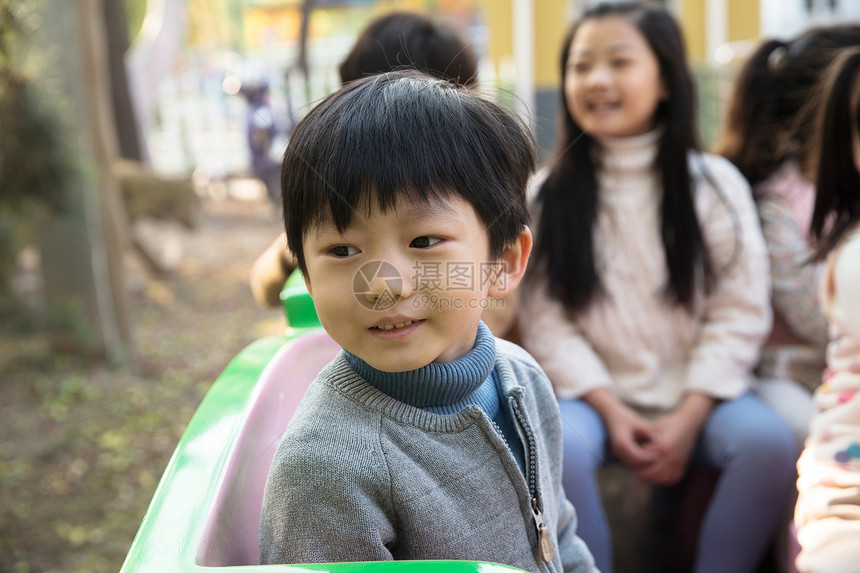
242,82,280,205
715,25,860,447
794,46,860,573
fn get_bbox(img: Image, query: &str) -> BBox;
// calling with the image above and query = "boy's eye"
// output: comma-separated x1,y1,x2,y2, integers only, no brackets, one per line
329,245,359,257
410,236,442,249
570,61,590,74
612,58,631,68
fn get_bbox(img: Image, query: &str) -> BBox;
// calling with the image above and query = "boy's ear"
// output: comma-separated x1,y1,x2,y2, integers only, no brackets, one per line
487,226,532,298
304,274,313,297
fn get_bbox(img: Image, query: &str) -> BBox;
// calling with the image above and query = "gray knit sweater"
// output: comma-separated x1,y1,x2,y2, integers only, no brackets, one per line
259,336,597,573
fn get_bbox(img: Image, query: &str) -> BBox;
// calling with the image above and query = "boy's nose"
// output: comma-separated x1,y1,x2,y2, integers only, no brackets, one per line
363,258,413,303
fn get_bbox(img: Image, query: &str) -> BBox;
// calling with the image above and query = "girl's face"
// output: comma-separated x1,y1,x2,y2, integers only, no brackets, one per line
564,16,666,139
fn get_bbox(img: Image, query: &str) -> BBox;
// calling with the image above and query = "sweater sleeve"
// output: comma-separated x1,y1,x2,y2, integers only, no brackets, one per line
518,281,613,399
795,388,860,572
757,194,829,346
259,413,396,564
683,156,772,399
795,391,860,573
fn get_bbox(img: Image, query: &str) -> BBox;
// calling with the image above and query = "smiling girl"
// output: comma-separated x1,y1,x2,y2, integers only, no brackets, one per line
519,3,796,572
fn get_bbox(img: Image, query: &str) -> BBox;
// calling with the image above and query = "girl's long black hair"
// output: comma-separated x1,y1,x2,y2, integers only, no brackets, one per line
533,1,713,314
810,47,860,260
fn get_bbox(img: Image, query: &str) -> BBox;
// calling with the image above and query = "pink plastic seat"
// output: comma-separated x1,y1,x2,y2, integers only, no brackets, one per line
196,329,341,566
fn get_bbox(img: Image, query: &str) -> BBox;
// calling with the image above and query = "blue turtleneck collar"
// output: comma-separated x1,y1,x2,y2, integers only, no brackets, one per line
344,322,498,416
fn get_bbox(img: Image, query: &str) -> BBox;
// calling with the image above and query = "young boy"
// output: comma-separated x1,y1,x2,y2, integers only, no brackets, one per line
259,71,596,573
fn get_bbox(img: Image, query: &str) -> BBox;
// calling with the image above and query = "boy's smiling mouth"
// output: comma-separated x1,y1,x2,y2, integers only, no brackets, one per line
373,320,415,330
369,317,425,331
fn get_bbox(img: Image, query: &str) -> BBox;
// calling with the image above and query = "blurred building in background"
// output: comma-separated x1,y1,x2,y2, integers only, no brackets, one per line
132,0,860,180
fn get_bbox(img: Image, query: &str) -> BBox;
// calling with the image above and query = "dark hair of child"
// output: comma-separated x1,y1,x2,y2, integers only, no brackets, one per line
281,71,536,276
532,0,712,314
715,25,860,188
338,12,478,87
810,47,860,259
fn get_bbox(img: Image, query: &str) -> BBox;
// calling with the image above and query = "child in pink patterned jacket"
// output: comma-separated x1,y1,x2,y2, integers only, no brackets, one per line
795,46,860,573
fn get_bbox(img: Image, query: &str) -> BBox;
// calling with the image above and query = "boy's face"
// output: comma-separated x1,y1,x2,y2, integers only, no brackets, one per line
303,194,513,372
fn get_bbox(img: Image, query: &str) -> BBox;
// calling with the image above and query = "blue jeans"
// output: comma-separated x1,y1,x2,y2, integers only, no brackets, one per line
558,394,796,573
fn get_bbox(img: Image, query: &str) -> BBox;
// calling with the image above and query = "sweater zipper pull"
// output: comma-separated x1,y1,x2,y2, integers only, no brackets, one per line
531,497,554,562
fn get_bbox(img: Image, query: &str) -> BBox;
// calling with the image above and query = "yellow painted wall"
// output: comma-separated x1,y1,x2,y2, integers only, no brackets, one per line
480,0,512,68
678,0,760,62
534,0,568,88
679,0,707,62
727,0,759,42
480,0,568,89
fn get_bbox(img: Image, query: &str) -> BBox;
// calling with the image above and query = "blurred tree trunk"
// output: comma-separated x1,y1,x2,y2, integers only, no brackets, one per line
36,0,132,362
125,0,185,160
103,0,142,161
297,0,313,103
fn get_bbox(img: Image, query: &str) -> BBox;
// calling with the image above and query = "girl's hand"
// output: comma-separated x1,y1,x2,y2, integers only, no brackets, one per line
607,407,661,470
635,393,715,485
634,412,698,484
583,389,659,469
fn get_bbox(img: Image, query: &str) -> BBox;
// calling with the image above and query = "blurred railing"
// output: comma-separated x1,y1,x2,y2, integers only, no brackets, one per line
693,62,738,151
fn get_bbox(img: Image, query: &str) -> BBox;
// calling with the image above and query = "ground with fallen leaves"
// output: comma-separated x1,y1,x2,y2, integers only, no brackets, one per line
0,197,285,573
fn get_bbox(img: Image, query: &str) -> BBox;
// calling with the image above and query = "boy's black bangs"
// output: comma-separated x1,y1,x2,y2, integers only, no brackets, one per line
324,181,454,234
283,72,535,275
295,75,522,236
309,147,469,235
